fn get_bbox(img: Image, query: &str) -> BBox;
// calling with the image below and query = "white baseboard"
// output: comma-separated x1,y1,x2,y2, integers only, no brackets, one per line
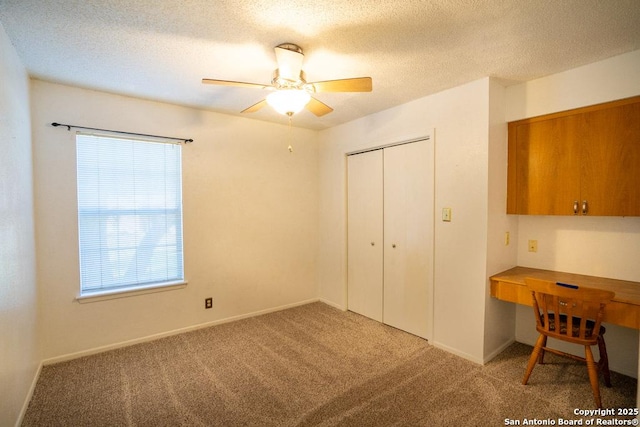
483,338,516,364
16,361,43,427
42,298,321,366
431,340,484,365
319,298,346,311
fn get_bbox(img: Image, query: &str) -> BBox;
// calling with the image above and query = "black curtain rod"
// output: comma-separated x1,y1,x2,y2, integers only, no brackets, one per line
51,122,193,144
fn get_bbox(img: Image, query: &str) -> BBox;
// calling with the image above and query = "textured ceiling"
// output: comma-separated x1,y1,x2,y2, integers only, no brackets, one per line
1,0,639,130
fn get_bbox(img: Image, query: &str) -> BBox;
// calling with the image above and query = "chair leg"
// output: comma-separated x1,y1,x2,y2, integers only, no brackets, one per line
538,335,547,364
585,345,602,408
597,335,612,387
523,334,546,385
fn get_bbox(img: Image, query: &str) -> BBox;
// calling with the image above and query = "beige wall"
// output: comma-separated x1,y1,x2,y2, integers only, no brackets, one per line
506,50,640,377
0,23,40,426
31,80,319,361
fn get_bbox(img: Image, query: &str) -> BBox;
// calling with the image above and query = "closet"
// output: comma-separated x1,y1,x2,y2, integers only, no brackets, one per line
347,138,434,339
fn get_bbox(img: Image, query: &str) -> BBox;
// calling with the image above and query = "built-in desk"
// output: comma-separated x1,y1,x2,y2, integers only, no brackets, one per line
490,266,640,330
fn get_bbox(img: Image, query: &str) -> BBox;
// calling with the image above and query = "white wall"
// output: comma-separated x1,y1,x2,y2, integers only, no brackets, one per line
318,78,495,363
484,79,519,361
506,49,640,377
0,23,40,426
31,80,319,361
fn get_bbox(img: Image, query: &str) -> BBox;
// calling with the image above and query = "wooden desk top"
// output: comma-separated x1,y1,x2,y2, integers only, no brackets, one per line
490,266,640,329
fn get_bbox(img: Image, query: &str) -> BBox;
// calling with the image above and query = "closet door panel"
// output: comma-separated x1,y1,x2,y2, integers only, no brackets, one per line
383,140,433,339
347,150,384,322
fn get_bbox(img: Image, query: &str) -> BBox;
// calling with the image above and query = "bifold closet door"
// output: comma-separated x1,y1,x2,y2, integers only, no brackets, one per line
347,150,383,321
383,140,433,339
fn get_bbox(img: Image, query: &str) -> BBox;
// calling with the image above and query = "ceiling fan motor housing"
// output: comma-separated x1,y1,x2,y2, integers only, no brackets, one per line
274,43,305,83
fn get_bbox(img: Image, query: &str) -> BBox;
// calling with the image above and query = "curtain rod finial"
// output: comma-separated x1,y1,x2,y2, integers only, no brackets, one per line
51,122,71,131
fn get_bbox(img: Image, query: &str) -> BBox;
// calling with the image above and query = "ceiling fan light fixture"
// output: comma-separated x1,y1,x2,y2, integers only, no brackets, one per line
266,90,311,115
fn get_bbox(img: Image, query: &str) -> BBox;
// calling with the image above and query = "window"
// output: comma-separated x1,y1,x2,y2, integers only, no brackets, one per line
76,134,184,297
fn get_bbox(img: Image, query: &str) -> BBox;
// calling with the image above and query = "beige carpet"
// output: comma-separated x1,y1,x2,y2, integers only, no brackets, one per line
23,302,636,426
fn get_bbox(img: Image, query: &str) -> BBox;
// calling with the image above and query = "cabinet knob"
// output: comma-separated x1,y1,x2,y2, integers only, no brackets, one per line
370,242,375,246
573,200,579,215
582,200,588,215
392,244,397,248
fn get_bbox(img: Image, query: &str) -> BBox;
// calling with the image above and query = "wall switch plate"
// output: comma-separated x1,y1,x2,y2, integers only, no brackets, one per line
505,231,510,246
528,240,538,252
442,207,452,222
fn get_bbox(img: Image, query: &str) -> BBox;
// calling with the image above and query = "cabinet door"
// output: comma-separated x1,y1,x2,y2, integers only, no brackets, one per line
383,140,434,339
581,102,640,216
508,96,640,216
347,150,383,322
508,116,583,215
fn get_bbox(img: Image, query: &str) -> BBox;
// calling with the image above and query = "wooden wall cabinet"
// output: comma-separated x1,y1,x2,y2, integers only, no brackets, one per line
507,96,640,216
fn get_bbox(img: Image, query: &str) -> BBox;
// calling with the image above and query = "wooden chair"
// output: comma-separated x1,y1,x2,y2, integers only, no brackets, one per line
522,277,615,408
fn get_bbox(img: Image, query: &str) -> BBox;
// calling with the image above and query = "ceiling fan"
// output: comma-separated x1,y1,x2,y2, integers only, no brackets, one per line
202,43,372,117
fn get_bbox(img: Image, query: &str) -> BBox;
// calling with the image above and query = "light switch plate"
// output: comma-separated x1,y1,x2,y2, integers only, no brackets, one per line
442,207,452,222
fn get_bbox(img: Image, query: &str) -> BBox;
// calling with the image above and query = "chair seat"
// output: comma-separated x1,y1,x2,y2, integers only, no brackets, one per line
541,313,606,338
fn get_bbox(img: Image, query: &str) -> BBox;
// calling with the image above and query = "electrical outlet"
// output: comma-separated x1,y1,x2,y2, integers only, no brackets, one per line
205,297,213,309
528,240,538,252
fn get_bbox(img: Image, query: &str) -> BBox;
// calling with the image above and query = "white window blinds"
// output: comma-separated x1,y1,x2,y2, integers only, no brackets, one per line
76,134,184,295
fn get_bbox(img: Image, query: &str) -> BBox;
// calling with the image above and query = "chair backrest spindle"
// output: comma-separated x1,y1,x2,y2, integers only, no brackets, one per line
526,278,614,345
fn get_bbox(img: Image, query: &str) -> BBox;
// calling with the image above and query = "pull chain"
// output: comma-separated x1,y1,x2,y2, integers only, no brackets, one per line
287,112,294,153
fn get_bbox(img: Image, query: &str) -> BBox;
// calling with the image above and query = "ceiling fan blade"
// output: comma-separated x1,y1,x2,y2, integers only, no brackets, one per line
241,99,268,113
306,97,334,117
202,78,268,90
309,77,372,93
